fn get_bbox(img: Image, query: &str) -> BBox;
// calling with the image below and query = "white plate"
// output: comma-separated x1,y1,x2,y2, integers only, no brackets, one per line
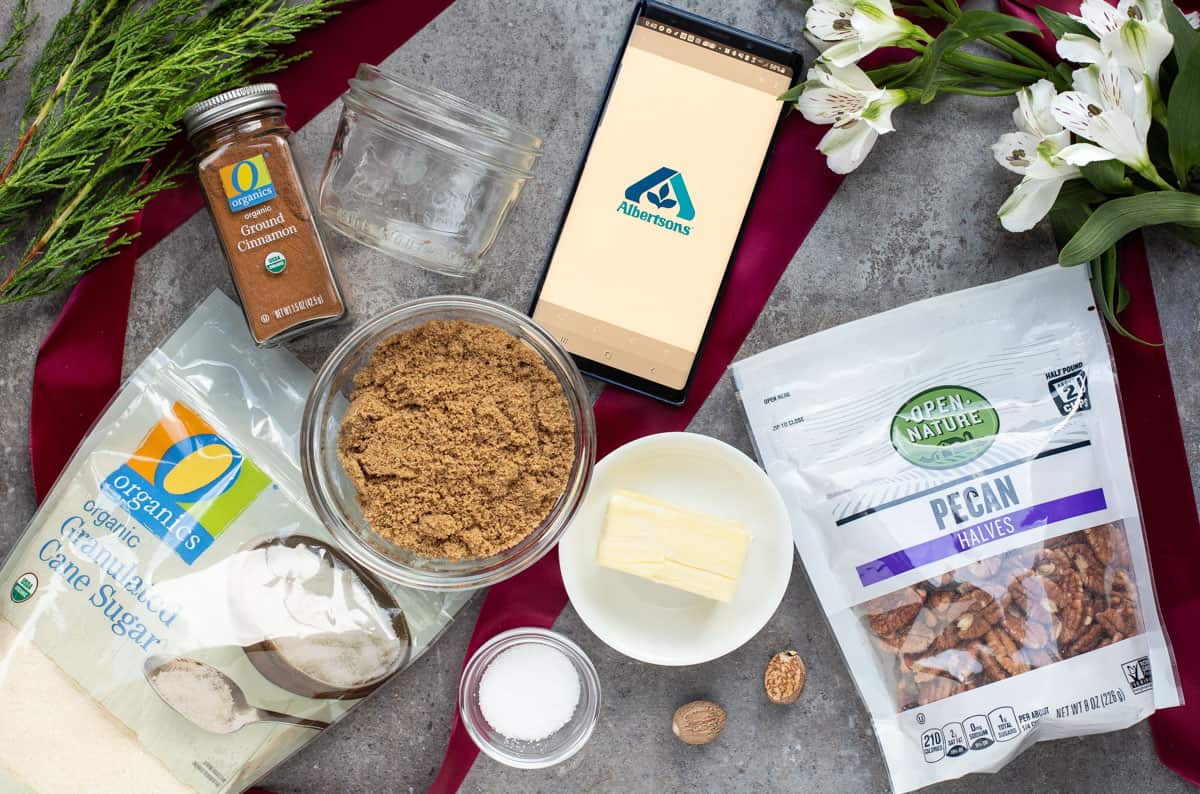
559,432,793,666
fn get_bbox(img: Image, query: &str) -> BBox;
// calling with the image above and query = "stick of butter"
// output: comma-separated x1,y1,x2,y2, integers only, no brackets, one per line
595,490,752,602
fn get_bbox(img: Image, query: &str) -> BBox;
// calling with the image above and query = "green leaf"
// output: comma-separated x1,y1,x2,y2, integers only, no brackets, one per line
1165,1,1200,71
1035,6,1092,39
778,83,805,103
1059,193,1200,264
893,3,942,17
1052,179,1107,210
1049,203,1090,258
1080,160,1132,194
1168,45,1200,189
916,11,1041,103
917,10,1042,103
1090,246,1141,341
951,9,1042,37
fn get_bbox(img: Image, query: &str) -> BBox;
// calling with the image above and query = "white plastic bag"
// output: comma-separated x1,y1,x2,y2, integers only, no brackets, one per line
732,265,1179,792
0,291,468,794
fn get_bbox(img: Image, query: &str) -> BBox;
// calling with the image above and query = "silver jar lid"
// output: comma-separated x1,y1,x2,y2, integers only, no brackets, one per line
183,84,285,137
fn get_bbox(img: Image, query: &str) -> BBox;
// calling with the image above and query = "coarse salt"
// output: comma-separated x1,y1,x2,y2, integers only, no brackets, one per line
478,643,580,741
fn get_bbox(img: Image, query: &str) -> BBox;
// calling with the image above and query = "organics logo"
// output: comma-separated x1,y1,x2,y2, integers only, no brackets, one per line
891,386,1000,470
615,166,695,235
219,153,276,212
100,402,270,564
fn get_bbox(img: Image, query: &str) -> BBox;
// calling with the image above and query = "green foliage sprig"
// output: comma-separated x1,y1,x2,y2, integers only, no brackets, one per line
0,0,342,305
0,0,33,83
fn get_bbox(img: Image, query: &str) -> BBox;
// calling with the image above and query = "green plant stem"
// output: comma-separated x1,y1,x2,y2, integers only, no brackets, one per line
983,35,1061,82
944,50,1044,81
910,29,1046,82
0,0,123,184
17,130,138,270
1139,165,1177,191
918,0,956,22
937,85,1023,96
1152,98,1169,127
913,0,1061,85
868,57,924,85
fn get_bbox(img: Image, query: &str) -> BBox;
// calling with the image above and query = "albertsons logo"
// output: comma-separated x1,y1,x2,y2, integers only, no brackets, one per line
617,166,695,235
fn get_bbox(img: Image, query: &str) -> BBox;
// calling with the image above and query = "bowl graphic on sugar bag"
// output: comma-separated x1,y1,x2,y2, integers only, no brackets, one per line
229,534,411,700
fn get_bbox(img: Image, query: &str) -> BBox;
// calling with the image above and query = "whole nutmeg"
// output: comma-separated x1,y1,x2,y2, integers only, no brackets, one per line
672,700,726,745
764,650,806,704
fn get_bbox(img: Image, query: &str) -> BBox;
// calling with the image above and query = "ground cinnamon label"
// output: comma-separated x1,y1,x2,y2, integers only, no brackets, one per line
337,319,575,559
186,85,345,346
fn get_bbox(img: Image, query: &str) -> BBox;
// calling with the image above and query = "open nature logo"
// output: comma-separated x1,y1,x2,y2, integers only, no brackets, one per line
890,385,1000,470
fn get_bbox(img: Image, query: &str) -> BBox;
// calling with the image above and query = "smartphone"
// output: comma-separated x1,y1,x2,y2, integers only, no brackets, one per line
530,0,801,405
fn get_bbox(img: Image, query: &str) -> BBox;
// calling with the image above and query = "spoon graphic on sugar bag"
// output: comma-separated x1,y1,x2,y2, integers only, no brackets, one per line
145,656,330,733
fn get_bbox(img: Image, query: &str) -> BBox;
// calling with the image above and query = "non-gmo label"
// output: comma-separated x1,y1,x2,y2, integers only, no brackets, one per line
264,251,287,274
1123,656,1153,694
11,572,37,603
891,385,1000,470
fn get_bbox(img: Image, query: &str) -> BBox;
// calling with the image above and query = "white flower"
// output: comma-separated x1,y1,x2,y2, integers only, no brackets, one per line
797,62,907,173
1057,0,1173,85
1052,61,1153,173
992,80,1081,232
1187,10,1200,28
806,0,917,67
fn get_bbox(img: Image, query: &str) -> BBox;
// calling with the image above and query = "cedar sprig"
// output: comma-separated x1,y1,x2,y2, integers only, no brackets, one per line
0,0,33,83
0,0,342,304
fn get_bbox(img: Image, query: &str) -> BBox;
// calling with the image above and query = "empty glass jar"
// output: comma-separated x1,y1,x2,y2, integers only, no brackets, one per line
318,65,543,277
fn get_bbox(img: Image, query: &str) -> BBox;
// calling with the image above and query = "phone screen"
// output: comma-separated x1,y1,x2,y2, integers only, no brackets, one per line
532,13,795,399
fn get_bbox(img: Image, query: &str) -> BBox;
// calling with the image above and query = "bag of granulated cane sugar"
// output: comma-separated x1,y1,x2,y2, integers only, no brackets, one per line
732,265,1180,792
0,291,468,794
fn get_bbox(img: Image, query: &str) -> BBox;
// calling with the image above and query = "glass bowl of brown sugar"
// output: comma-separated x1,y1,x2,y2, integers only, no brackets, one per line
301,296,595,590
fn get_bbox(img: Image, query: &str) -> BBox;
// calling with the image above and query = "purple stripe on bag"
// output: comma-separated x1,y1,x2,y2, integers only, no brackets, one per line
855,488,1108,587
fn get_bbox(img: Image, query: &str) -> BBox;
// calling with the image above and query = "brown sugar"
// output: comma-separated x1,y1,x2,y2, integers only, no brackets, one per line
337,319,576,559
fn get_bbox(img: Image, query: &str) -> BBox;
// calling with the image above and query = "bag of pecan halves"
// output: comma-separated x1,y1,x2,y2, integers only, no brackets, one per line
732,265,1180,792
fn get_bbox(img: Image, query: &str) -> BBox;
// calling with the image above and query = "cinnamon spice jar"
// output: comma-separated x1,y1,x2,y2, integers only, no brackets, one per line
185,84,346,346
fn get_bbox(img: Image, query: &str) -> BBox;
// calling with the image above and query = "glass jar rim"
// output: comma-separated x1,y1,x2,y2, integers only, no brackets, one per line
352,64,543,152
340,91,539,180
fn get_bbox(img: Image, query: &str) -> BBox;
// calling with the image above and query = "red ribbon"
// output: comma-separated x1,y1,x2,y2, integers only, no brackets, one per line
22,0,1200,791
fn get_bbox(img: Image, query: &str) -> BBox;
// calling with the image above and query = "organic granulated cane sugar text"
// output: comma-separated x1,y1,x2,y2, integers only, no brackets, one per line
338,319,575,559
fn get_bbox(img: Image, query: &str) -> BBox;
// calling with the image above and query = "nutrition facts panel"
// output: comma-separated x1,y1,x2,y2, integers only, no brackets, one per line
921,706,1022,763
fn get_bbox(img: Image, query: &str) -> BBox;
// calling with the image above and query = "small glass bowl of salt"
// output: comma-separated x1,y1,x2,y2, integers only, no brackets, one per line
459,627,600,769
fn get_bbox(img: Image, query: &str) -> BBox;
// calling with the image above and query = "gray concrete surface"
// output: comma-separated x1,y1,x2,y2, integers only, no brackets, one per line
1,0,1197,792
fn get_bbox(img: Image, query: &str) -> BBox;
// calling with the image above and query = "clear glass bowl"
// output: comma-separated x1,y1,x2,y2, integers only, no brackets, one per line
300,296,595,590
459,628,601,769
318,65,543,277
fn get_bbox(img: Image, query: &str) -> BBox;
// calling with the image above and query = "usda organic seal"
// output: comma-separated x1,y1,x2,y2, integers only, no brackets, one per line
264,251,287,274
891,385,999,470
11,572,37,603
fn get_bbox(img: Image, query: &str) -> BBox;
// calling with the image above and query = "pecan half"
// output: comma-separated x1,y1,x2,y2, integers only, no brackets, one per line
918,677,963,706
864,586,926,637
1003,611,1050,649
1084,524,1116,565
984,628,1030,677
